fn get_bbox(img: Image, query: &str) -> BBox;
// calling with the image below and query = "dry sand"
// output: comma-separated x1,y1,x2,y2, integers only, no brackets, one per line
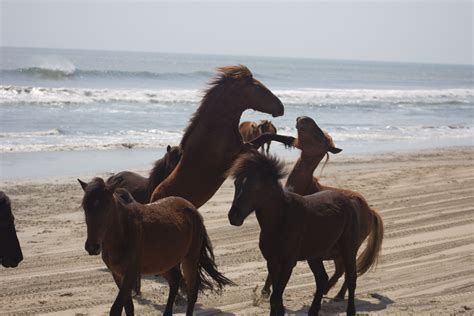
1,147,473,315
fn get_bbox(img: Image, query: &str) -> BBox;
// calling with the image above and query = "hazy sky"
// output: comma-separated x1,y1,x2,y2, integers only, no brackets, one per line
1,0,473,64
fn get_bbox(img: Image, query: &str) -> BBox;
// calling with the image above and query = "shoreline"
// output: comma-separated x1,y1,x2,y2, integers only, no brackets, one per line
1,143,473,182
1,146,473,314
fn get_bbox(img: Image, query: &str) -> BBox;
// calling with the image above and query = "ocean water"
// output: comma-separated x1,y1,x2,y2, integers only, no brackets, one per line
1,47,473,180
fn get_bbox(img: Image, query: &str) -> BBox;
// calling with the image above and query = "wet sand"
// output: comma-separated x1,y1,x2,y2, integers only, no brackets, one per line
1,146,473,315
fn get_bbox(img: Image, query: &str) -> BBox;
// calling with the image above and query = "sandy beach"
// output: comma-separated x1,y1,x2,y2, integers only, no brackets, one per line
1,146,473,315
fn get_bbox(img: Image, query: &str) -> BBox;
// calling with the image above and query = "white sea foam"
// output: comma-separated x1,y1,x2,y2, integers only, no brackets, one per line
0,129,183,153
1,124,472,153
1,85,472,107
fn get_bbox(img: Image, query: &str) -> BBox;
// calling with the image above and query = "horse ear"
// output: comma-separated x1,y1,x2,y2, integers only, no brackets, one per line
328,147,342,154
167,145,171,153
114,189,136,206
78,179,88,191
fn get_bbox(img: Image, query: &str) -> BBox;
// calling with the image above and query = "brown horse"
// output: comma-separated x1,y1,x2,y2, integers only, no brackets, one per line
80,178,233,316
79,145,181,204
0,191,23,268
239,121,260,143
151,65,294,208
261,116,384,301
227,152,363,316
79,145,181,296
257,120,277,154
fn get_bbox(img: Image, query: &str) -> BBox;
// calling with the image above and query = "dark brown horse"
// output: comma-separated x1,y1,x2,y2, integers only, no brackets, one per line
0,191,23,268
227,151,368,316
80,178,233,316
257,120,277,154
151,65,294,208
79,145,181,204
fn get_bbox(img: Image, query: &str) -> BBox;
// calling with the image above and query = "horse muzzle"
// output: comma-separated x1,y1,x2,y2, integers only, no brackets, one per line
272,104,284,117
1,254,23,268
85,242,101,256
228,209,244,226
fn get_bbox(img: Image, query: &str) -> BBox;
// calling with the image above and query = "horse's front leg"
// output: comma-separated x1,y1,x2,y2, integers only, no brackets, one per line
248,134,295,150
268,259,295,316
110,266,139,316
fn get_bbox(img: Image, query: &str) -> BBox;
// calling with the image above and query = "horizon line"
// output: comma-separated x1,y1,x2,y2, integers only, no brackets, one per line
2,45,473,67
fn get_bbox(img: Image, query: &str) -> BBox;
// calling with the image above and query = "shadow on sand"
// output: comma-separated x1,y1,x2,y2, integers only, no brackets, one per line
135,295,235,315
285,293,394,315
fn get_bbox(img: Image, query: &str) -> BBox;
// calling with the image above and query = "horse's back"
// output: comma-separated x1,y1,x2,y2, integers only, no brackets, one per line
137,197,201,274
319,184,374,243
286,191,355,259
239,121,259,142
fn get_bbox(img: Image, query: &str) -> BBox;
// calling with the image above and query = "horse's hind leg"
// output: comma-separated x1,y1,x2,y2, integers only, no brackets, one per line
308,259,328,316
325,257,346,299
341,235,358,316
134,276,141,296
266,142,270,154
342,252,356,316
162,265,183,316
182,257,199,316
335,280,348,301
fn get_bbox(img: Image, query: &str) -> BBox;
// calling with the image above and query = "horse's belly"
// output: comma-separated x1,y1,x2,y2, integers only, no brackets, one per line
297,228,342,261
139,235,191,275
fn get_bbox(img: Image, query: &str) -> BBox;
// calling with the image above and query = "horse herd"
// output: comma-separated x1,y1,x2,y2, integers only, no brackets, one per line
0,65,384,316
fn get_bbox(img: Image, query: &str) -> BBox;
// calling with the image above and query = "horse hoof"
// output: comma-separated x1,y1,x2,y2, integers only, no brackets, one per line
333,295,345,302
261,290,271,300
132,291,141,297
175,293,187,306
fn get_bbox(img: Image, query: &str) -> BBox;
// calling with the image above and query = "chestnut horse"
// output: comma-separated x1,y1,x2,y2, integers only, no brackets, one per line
227,152,362,316
79,145,181,204
261,116,384,300
239,121,260,143
257,120,277,154
151,65,294,208
0,191,23,268
239,120,277,154
80,178,233,316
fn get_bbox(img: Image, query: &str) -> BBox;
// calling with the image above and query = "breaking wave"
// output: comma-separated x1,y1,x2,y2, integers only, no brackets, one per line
1,85,472,107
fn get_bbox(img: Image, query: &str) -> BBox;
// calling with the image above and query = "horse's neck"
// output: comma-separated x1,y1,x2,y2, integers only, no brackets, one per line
104,202,128,244
286,152,326,195
255,188,287,234
183,97,244,153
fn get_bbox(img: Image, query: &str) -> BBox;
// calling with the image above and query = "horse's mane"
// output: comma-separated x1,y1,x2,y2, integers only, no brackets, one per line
0,191,11,212
181,65,253,147
149,156,167,185
148,146,181,190
81,177,109,210
227,150,286,183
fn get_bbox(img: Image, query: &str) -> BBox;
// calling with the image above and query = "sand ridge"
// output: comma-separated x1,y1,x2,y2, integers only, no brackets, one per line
0,147,473,315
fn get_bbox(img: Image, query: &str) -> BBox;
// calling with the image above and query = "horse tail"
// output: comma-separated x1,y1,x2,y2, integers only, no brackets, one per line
356,209,384,275
196,217,235,293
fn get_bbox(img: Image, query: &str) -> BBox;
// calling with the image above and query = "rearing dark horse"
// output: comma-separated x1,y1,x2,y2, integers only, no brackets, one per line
151,65,294,208
0,191,23,268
